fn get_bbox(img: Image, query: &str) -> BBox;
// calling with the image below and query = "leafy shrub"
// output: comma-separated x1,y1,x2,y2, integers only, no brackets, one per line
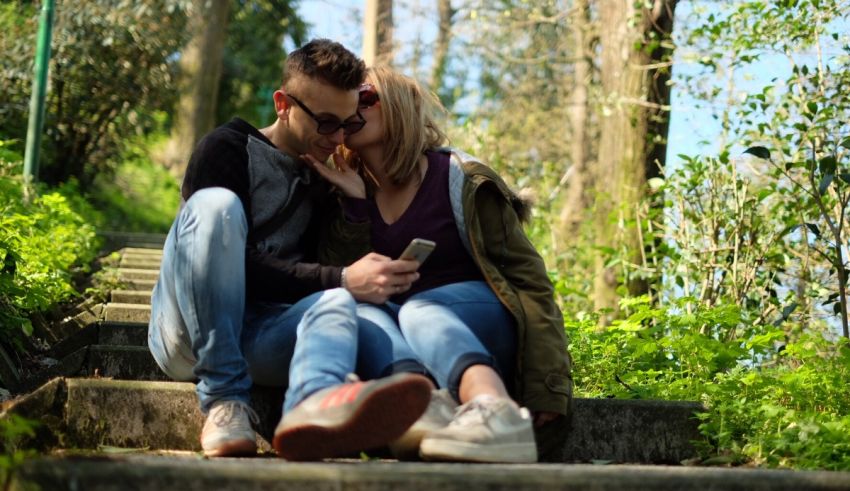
0,0,190,188
0,414,38,485
565,293,850,470
90,116,181,233
0,156,102,348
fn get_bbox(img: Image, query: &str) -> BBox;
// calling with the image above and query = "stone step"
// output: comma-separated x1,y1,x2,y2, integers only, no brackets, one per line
10,455,850,491
105,303,151,323
113,268,159,281
21,346,165,391
101,232,167,252
110,290,152,305
118,279,157,292
118,258,161,270
120,247,164,256
49,322,148,360
2,378,703,465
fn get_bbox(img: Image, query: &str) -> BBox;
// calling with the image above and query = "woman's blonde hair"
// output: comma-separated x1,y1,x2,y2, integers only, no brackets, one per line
367,65,448,186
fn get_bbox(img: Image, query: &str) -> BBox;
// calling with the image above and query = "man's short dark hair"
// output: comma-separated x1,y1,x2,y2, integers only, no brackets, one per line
283,39,365,91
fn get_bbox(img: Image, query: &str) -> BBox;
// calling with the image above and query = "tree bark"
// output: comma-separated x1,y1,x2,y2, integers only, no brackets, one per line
559,0,592,244
164,0,230,179
363,0,394,67
593,0,677,318
429,0,455,93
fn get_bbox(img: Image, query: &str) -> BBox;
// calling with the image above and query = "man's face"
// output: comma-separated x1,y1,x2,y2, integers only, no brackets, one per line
275,77,361,162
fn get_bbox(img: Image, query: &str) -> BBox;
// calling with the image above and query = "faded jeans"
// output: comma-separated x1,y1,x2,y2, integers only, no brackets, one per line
357,281,518,400
147,187,424,414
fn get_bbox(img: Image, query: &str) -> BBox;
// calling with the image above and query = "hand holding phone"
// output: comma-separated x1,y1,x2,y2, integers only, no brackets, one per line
399,238,436,266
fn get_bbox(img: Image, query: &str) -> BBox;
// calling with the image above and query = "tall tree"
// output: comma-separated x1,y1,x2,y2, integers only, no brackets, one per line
429,0,455,94
592,0,677,316
163,0,231,178
363,0,394,66
558,0,593,244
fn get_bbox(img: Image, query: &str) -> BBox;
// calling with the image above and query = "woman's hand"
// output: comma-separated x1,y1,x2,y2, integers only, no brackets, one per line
302,151,366,199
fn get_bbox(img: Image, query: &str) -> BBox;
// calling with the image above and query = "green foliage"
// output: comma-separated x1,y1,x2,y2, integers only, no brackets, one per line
703,335,850,470
0,0,191,188
453,0,574,169
0,155,102,348
565,294,850,469
217,0,307,125
90,115,180,233
0,414,39,485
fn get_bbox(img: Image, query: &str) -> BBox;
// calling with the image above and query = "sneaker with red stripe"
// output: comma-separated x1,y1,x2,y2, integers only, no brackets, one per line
273,373,432,461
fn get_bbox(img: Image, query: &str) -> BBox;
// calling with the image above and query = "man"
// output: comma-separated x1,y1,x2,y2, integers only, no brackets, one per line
147,39,431,461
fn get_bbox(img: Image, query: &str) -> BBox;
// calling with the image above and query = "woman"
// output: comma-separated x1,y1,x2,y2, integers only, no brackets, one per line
306,66,572,463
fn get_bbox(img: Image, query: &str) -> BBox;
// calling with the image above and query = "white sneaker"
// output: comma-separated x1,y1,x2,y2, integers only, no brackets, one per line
419,395,537,463
389,389,458,460
200,400,259,457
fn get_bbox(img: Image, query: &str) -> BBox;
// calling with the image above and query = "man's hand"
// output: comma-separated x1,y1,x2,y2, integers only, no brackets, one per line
302,151,366,199
344,252,420,303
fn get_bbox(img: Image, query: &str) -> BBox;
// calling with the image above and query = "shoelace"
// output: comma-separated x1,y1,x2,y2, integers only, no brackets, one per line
450,399,499,427
212,401,260,428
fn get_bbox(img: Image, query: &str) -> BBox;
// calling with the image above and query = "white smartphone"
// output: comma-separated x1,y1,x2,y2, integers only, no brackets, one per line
399,238,436,265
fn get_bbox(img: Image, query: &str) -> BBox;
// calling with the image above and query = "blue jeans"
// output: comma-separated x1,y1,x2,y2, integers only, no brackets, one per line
148,187,424,413
358,281,517,399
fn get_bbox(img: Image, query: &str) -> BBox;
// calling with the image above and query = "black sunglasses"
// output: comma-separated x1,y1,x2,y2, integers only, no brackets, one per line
286,94,366,135
358,84,380,109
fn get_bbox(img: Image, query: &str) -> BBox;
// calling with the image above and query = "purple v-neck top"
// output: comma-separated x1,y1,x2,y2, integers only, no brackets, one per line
343,150,483,301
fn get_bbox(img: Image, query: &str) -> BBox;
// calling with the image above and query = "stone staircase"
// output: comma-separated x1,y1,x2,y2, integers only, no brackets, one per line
3,237,850,490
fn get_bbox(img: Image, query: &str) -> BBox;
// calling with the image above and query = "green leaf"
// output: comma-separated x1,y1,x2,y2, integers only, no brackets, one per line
819,155,837,175
819,174,834,194
806,223,821,238
806,101,818,115
840,137,850,150
744,146,771,160
773,302,798,326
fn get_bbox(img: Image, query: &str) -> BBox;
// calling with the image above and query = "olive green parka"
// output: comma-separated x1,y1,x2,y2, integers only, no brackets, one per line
444,148,573,417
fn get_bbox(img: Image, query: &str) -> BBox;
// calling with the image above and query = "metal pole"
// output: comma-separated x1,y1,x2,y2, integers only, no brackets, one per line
23,0,56,192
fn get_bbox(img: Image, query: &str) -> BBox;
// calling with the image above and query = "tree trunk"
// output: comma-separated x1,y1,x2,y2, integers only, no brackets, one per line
429,0,455,93
363,0,394,67
163,0,230,179
559,0,592,244
593,0,677,318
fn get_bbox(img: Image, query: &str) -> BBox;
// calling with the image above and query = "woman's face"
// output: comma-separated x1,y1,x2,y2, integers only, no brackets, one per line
344,81,383,150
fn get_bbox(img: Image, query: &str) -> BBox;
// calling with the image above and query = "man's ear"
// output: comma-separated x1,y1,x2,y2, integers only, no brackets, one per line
273,90,289,120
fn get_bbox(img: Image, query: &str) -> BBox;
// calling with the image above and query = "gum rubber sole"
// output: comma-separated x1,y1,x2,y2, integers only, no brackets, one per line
273,375,432,461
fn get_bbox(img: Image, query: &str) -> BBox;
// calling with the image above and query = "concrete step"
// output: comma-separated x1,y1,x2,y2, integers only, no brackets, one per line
2,378,703,464
113,268,159,281
118,258,161,270
101,232,167,252
117,279,157,292
120,247,164,256
49,322,148,359
21,346,165,391
10,455,850,491
105,303,151,323
110,290,152,305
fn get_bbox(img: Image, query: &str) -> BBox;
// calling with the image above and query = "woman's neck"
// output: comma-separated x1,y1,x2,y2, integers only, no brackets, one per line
357,146,396,190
